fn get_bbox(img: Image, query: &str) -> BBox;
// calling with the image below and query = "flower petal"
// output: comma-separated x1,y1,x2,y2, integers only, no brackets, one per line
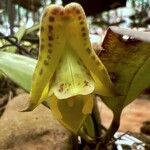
52,46,95,99
64,3,115,96
49,94,93,133
91,72,114,96
26,5,66,110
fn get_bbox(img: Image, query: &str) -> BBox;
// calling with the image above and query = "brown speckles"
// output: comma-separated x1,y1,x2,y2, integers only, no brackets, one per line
48,43,52,47
47,55,51,59
52,8,60,15
82,32,86,37
86,48,91,54
72,6,77,11
87,71,91,77
82,36,87,42
60,10,64,16
75,9,80,14
78,16,82,20
48,49,52,54
58,83,64,92
48,25,53,32
84,80,89,86
81,27,85,32
51,8,60,15
44,59,49,66
39,69,43,75
49,16,55,22
48,35,53,41
66,9,71,15
51,7,64,15
71,5,81,14
80,21,84,25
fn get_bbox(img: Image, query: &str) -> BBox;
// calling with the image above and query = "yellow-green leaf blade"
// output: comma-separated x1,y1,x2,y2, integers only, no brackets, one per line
0,52,36,92
125,57,150,106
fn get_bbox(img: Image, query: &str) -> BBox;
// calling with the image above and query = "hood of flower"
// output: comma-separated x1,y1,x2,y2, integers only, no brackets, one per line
50,43,95,99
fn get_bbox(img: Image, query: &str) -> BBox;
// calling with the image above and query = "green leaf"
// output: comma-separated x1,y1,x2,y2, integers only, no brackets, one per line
99,26,150,112
0,52,37,92
97,27,150,143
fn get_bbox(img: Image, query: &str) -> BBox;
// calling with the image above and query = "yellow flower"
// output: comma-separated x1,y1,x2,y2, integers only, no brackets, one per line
25,3,114,134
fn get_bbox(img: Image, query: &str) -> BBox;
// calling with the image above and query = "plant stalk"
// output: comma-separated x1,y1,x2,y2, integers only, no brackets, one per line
92,96,102,138
102,112,121,145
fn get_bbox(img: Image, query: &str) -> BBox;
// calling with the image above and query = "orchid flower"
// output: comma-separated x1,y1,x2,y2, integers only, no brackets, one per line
25,3,114,134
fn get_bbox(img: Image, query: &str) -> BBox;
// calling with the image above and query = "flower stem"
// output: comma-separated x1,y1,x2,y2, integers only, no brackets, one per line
103,112,121,144
92,96,102,138
96,112,121,149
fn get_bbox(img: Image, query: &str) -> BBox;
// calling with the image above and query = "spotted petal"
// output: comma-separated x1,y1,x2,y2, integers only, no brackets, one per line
64,3,114,96
26,5,66,110
52,44,95,99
